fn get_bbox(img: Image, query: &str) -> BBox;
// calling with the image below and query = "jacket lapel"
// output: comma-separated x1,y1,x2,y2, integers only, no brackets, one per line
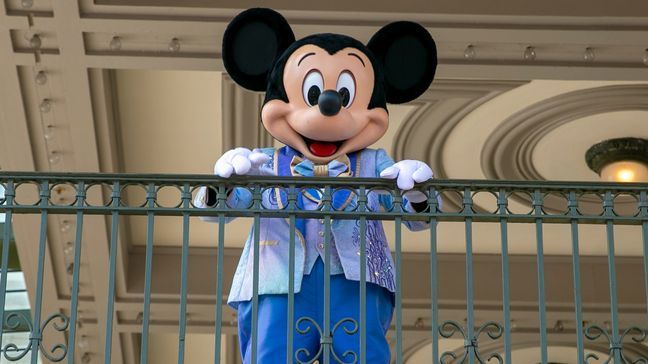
275,146,305,235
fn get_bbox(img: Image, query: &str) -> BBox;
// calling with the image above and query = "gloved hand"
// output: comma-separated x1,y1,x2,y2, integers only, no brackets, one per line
214,148,274,177
380,160,433,203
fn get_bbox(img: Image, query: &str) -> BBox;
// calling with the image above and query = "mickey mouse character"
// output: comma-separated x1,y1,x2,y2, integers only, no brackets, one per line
195,8,438,363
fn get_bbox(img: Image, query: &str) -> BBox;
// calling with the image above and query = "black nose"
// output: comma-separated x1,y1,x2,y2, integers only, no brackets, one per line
318,90,342,116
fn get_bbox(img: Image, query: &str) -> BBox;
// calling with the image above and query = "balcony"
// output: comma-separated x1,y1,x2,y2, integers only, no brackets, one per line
0,172,646,363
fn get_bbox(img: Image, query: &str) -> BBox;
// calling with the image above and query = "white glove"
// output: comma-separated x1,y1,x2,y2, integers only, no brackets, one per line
380,160,433,203
214,148,273,177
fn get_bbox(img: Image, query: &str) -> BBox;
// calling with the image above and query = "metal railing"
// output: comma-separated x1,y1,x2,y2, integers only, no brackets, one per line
0,172,647,363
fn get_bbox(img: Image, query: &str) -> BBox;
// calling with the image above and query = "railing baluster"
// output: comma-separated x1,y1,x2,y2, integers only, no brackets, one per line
251,185,262,364
287,184,297,364
429,186,439,364
533,190,548,364
29,181,50,364
604,191,622,363
498,189,512,364
67,181,86,364
568,191,585,363
394,214,402,364
323,185,332,364
463,188,475,364
0,180,15,352
359,185,367,364
140,182,156,364
177,183,191,364
394,189,407,364
214,184,227,364
104,181,121,364
640,191,648,318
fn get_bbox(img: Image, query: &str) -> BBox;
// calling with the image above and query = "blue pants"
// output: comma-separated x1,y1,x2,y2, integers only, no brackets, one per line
237,258,394,363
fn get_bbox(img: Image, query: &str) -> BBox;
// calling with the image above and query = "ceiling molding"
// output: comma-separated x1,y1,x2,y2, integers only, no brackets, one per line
393,79,529,212
481,84,648,214
4,2,648,79
91,0,648,19
482,84,648,181
393,79,528,165
88,69,125,173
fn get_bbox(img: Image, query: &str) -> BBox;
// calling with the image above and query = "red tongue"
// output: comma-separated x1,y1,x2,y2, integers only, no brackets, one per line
309,142,338,157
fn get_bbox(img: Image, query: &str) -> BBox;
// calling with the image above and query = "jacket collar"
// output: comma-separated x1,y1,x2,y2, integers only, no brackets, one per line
273,146,361,211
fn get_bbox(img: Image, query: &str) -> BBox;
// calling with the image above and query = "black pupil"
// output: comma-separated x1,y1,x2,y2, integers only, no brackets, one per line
307,86,321,106
339,88,350,107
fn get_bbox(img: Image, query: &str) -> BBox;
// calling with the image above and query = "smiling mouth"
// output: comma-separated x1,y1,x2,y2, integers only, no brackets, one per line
303,137,345,157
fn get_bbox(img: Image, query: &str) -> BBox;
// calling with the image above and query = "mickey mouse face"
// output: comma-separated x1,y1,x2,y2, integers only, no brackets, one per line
262,43,388,163
223,8,437,164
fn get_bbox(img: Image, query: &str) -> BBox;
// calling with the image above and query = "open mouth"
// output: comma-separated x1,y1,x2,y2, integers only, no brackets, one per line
303,137,345,157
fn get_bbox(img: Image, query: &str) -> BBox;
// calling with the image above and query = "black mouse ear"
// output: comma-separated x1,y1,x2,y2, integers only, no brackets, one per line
222,8,295,91
367,21,437,104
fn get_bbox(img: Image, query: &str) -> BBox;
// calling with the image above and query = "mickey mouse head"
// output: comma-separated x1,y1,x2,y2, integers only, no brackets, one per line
223,8,437,164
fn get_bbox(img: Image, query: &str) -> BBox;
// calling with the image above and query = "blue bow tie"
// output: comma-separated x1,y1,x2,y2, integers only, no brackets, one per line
290,156,351,177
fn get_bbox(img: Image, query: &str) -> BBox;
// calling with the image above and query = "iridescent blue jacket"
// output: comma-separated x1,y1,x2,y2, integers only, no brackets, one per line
195,146,431,307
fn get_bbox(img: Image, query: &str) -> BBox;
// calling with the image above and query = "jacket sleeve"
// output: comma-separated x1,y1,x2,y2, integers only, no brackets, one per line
193,148,273,223
374,148,439,232
193,186,252,223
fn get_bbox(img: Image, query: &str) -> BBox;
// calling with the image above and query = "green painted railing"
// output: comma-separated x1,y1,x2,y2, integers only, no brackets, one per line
0,172,647,363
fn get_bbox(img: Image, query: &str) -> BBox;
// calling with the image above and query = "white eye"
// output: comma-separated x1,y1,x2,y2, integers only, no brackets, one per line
336,71,356,108
302,70,324,106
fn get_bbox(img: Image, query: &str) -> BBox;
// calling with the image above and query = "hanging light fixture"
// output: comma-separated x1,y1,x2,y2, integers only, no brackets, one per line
585,137,648,182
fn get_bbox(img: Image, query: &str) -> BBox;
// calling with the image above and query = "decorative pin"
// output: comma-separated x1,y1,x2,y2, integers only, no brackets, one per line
35,70,48,85
168,37,181,52
523,46,536,61
39,98,52,113
464,44,476,60
109,36,122,51
29,34,42,49
583,47,595,62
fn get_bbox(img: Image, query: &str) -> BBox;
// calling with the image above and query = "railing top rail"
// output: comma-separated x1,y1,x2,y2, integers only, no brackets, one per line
0,171,647,191
1,171,646,224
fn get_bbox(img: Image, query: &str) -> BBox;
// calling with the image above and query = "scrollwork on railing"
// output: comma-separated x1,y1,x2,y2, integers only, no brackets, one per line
294,316,359,364
2,312,32,361
39,313,70,362
2,312,70,362
439,320,504,364
295,317,323,364
584,324,647,364
330,318,358,364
